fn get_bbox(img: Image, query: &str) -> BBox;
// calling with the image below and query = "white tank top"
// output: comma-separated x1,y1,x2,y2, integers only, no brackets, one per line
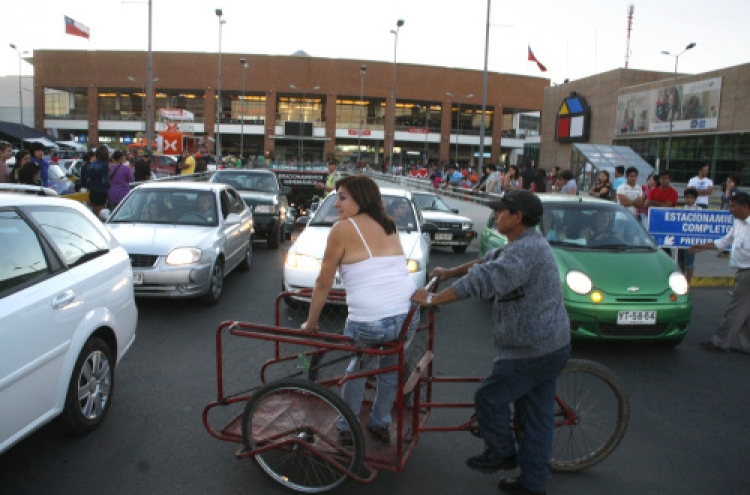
339,217,415,321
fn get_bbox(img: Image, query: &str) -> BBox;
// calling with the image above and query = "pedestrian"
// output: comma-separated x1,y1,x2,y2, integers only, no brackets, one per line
610,165,626,200
108,150,135,208
79,150,95,191
678,188,700,284
545,166,559,192
411,190,570,495
133,153,152,182
177,149,196,175
689,191,750,353
556,169,577,195
315,160,341,197
0,141,12,183
587,170,612,199
720,175,740,210
28,142,50,187
521,161,535,190
530,168,547,193
17,160,41,186
504,165,523,191
86,145,112,217
686,163,714,209
616,166,643,219
10,150,30,183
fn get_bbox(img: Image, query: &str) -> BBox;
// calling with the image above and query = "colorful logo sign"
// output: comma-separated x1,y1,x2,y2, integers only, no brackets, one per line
556,93,590,143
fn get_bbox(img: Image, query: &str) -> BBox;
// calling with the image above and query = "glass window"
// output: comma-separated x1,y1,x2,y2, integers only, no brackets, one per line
29,208,109,267
0,210,50,294
44,88,88,120
155,90,206,123
230,94,266,124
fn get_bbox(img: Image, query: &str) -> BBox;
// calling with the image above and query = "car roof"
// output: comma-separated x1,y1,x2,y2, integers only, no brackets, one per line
324,186,411,199
537,193,614,205
0,191,86,207
134,181,232,193
214,169,275,176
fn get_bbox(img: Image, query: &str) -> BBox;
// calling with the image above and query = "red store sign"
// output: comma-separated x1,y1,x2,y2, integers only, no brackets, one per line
348,129,372,136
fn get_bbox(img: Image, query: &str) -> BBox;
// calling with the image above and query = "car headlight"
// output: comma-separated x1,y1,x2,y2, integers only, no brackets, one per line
566,270,593,295
406,258,421,273
669,272,689,295
166,247,202,265
285,251,321,270
462,222,473,230
255,204,277,214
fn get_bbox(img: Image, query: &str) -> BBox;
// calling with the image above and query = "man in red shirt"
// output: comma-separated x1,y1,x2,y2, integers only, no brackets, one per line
647,170,679,208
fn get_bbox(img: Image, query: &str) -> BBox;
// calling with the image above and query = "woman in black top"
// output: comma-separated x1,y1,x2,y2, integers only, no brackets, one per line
588,170,612,199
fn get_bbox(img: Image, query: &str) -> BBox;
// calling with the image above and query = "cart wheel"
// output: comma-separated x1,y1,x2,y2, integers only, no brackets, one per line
550,359,630,472
241,378,365,492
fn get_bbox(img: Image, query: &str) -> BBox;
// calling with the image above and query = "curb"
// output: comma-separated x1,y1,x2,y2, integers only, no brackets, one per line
690,276,735,288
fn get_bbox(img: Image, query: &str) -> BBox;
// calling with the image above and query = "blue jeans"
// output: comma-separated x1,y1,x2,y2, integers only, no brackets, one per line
336,312,419,431
474,344,571,493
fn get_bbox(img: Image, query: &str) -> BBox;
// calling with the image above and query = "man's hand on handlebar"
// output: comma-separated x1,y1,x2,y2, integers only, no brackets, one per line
430,267,452,283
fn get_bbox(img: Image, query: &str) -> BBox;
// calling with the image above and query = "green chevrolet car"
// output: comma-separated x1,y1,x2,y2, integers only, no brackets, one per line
481,194,692,346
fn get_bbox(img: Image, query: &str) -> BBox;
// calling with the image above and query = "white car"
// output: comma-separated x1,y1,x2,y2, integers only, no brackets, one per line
0,195,138,454
283,187,433,302
411,191,476,253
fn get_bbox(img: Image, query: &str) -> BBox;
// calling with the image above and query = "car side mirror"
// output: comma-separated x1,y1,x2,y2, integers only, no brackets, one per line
295,216,310,230
98,209,111,222
224,213,241,225
421,222,438,233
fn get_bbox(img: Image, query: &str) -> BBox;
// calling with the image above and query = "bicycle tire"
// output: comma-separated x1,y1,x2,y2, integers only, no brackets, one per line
550,359,630,472
241,378,365,493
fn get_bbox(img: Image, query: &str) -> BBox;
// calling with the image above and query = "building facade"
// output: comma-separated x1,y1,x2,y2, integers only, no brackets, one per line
31,50,548,168
541,64,750,185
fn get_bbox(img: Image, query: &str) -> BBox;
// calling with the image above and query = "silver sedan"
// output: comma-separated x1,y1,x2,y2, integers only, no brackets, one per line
105,182,253,304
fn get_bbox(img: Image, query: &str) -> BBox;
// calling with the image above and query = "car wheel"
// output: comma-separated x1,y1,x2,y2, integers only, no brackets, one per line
239,243,252,272
203,259,224,305
267,226,281,250
452,245,468,254
59,336,115,435
285,227,292,241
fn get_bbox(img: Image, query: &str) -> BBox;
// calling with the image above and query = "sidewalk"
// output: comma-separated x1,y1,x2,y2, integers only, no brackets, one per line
690,250,736,287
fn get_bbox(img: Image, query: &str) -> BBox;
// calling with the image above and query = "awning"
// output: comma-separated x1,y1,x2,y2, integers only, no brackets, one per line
0,121,59,147
571,143,654,190
25,137,59,148
56,140,87,151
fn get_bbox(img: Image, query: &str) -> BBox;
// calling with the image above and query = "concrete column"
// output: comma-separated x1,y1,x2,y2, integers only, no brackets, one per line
87,86,99,146
205,88,216,147
491,104,503,165
324,91,337,160
264,89,276,160
439,99,453,164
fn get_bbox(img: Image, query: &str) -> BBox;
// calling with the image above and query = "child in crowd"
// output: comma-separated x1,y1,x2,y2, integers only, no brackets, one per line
678,188,700,285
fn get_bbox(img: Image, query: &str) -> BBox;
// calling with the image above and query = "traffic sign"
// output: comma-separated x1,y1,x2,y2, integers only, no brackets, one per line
648,207,734,248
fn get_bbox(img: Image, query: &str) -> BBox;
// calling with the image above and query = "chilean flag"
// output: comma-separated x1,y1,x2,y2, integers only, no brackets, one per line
64,16,90,39
527,46,547,72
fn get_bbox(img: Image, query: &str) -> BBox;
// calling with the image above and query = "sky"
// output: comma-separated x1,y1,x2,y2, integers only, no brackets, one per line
3,0,750,88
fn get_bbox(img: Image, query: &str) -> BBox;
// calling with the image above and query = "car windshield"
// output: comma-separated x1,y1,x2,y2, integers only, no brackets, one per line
108,188,219,226
413,193,453,212
309,193,417,231
213,171,279,193
540,202,656,250
47,164,67,180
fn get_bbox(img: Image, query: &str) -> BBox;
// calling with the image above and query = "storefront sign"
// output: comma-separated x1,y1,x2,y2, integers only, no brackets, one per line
648,207,733,248
407,127,428,134
348,129,371,136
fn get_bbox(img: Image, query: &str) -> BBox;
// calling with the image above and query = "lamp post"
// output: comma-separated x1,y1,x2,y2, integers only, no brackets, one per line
289,84,320,162
215,8,226,160
446,92,474,166
240,58,248,162
389,19,404,173
358,64,366,164
122,0,154,152
661,42,696,172
9,43,26,146
128,76,159,134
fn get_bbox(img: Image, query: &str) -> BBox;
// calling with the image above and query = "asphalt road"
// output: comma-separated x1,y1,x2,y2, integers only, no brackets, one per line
1,226,749,495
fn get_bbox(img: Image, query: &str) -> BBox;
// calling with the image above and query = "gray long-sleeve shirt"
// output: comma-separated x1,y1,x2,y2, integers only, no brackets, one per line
452,227,570,361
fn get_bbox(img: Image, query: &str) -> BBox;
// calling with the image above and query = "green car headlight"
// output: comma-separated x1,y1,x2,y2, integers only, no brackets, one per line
566,270,593,295
669,272,689,296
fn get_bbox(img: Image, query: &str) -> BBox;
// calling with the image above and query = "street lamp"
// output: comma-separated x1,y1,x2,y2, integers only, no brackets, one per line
661,42,696,172
358,64,366,164
389,19,404,173
215,8,226,159
127,76,159,133
446,92,474,166
9,43,26,146
122,0,154,152
289,84,320,162
240,58,248,163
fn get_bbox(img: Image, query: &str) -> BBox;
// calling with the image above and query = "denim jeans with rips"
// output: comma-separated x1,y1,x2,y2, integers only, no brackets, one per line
474,344,571,494
336,311,419,431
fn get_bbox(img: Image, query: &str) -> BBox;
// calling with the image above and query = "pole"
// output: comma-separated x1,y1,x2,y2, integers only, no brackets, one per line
300,91,305,162
215,9,225,160
662,42,695,172
146,0,153,153
359,65,366,164
389,19,404,173
9,44,23,147
455,99,460,165
240,58,247,162
478,0,490,170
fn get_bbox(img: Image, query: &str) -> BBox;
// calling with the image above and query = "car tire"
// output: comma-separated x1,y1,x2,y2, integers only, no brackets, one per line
239,243,252,272
452,245,468,254
58,336,115,436
267,226,281,250
202,259,224,305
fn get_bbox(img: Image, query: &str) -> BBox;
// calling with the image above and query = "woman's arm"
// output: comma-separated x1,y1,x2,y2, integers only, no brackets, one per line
302,224,346,331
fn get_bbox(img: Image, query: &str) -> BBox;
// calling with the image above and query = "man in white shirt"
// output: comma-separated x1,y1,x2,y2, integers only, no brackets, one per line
686,163,714,209
616,166,643,218
690,191,750,353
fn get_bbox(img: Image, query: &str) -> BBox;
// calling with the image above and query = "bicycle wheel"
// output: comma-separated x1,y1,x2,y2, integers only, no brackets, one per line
550,359,630,472
241,378,365,493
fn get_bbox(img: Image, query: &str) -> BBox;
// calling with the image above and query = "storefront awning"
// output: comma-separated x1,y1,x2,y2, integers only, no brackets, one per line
572,143,654,189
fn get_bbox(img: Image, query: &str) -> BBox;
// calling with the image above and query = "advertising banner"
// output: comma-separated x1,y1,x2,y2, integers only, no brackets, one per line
648,207,733,248
615,77,721,136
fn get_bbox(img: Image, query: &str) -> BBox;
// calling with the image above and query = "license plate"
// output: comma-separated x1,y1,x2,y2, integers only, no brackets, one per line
133,272,143,285
435,233,453,241
617,311,656,325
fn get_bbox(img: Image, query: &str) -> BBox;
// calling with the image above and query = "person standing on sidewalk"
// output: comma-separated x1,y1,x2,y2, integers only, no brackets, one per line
689,191,750,353
411,190,570,495
687,163,714,209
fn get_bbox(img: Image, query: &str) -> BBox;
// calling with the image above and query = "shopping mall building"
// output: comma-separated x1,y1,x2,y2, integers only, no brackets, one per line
29,49,547,167
540,62,750,184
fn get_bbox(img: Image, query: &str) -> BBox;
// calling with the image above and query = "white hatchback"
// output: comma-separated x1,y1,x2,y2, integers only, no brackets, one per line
0,195,138,454
283,187,433,302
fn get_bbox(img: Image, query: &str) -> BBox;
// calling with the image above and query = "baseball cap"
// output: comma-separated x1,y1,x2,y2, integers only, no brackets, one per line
487,190,543,225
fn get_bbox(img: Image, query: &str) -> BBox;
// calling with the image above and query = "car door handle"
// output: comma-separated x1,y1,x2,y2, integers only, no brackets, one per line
51,290,76,309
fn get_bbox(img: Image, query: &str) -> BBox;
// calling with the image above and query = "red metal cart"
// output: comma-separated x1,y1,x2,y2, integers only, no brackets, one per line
202,285,629,492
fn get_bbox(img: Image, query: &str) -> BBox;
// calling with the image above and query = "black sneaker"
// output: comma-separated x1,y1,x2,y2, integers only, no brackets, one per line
366,423,391,444
466,449,517,473
498,477,545,495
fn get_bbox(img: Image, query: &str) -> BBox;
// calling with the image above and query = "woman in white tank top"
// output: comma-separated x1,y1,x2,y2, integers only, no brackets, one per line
302,175,418,445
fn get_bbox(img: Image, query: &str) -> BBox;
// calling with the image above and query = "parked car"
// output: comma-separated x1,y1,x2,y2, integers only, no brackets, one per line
0,183,58,196
210,169,290,249
283,187,434,303
104,182,253,305
150,154,178,176
0,194,138,454
47,164,76,195
481,194,692,345
411,191,476,253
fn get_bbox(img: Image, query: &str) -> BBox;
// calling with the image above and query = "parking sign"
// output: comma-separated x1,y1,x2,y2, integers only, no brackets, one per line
648,207,734,248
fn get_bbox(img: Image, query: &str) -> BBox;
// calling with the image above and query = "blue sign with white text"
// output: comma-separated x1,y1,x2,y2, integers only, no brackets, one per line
123,135,132,145
648,207,734,248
